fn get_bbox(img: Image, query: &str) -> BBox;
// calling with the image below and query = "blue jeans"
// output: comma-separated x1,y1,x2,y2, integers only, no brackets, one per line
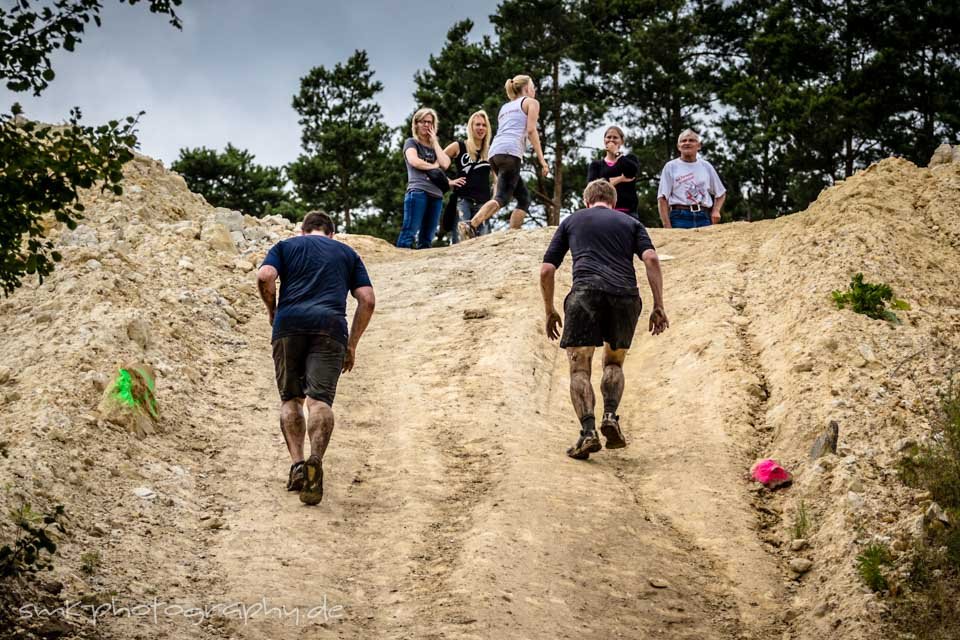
397,189,443,249
669,209,712,229
449,198,492,244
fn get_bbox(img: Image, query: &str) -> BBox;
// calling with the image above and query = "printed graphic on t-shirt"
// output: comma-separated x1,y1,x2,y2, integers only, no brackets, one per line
459,152,489,175
675,172,707,204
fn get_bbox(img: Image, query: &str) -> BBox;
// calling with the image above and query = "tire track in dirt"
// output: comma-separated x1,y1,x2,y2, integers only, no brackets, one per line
535,333,744,639
411,233,748,639
199,228,787,639
620,227,786,635
202,252,505,640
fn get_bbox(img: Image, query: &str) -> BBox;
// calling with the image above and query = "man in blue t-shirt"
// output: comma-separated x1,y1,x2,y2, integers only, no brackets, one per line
257,211,375,505
540,180,669,460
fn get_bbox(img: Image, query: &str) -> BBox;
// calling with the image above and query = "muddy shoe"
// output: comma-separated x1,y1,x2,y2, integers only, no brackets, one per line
287,461,305,492
600,413,626,449
299,457,323,505
566,431,602,460
457,220,477,241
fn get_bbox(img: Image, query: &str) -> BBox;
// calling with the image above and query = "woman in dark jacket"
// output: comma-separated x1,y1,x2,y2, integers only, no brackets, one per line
586,126,641,221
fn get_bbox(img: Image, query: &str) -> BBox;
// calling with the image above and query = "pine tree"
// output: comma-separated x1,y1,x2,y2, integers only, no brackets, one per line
412,20,502,144
288,50,390,231
172,144,293,218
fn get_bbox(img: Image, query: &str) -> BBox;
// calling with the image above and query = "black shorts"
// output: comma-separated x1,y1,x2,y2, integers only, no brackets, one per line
272,334,346,405
490,154,531,211
560,288,643,351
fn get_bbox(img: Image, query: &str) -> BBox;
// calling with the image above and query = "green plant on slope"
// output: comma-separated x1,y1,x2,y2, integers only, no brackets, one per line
832,273,910,322
792,499,810,539
857,542,893,592
80,550,101,575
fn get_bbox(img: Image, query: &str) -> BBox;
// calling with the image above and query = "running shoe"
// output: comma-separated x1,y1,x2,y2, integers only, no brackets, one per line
299,456,324,505
287,461,305,492
566,431,602,460
457,221,477,241
600,413,627,449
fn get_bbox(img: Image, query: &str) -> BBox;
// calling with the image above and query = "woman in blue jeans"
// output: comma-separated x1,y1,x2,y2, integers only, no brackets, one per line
396,107,451,249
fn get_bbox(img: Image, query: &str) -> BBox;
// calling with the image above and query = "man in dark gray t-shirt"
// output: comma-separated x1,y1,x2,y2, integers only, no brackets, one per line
540,180,670,460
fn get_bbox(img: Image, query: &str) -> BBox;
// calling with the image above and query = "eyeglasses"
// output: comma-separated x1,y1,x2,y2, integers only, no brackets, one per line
418,119,435,125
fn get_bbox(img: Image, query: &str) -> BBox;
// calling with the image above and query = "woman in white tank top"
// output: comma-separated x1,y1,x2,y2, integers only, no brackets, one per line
458,74,549,239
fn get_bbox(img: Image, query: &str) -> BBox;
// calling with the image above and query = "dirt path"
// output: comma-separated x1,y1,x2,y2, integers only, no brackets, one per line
9,157,960,640
195,229,786,639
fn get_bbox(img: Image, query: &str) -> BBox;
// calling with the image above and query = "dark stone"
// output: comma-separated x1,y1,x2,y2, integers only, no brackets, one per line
810,421,839,460
38,618,74,639
39,579,63,595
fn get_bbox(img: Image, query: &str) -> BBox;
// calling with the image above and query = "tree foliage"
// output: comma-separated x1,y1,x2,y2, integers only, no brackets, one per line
0,107,141,295
0,0,182,295
413,20,501,145
287,0,959,239
712,0,960,220
0,0,182,95
288,50,391,231
171,144,295,218
358,134,407,240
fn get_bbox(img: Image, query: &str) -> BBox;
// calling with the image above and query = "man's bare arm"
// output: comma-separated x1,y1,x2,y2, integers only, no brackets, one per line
641,249,669,335
343,286,376,373
539,263,562,340
257,265,279,325
712,193,726,224
658,196,671,228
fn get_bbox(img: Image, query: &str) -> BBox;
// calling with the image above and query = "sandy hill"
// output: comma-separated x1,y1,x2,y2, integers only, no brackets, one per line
1,153,959,640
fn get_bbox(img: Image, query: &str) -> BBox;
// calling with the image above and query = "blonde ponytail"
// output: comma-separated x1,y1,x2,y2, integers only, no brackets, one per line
505,74,532,100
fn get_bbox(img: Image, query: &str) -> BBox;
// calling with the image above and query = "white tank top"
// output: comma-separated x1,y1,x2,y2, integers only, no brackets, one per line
489,97,528,158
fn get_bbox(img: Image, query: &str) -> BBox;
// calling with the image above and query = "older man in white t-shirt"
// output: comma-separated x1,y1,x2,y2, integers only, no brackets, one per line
657,129,726,229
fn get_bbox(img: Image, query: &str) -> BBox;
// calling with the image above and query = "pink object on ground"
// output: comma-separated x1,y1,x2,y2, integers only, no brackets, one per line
751,459,793,489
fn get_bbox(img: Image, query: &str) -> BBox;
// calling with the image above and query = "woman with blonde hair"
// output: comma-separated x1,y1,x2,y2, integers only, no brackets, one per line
458,74,549,240
396,107,451,249
443,110,494,243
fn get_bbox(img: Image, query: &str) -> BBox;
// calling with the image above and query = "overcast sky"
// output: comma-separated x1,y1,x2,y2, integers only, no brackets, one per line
2,1,499,168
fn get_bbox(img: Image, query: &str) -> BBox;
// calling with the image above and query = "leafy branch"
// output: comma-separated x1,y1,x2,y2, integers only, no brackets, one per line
832,273,910,322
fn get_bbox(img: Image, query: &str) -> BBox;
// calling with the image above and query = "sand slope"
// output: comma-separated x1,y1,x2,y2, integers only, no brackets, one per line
1,155,959,639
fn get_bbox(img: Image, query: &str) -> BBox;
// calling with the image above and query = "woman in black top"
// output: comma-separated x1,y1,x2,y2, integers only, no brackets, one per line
443,110,493,244
586,126,641,221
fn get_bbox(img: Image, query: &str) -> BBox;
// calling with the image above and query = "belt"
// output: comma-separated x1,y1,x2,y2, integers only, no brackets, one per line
670,204,711,212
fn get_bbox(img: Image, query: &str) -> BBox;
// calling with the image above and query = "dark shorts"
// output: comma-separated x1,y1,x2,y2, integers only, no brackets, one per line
490,154,531,211
560,288,643,351
272,334,346,405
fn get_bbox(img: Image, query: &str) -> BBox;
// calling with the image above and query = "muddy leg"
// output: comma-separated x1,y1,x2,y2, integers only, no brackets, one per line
304,397,335,461
601,345,628,415
567,346,596,428
280,398,306,463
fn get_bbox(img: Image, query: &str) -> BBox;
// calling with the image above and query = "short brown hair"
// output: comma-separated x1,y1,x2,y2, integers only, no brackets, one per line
301,211,335,235
583,179,617,207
